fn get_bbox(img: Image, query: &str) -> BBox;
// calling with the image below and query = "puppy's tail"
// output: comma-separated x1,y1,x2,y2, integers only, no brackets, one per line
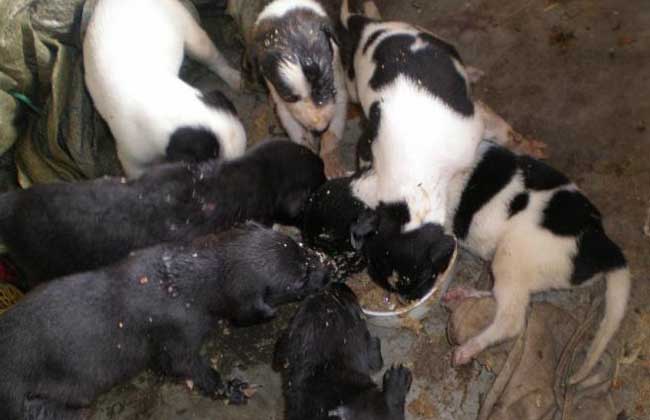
569,266,631,384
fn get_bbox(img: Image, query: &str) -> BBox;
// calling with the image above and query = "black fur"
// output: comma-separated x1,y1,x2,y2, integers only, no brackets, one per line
352,202,456,300
253,9,337,106
453,146,518,240
274,283,411,420
508,192,529,217
199,90,238,116
363,29,385,54
340,14,373,81
368,33,473,116
166,126,220,164
519,155,570,190
301,176,370,277
356,101,381,168
0,140,325,285
571,227,627,285
0,224,331,420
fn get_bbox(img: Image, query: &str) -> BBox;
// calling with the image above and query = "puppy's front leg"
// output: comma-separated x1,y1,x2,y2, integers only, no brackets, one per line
382,366,412,413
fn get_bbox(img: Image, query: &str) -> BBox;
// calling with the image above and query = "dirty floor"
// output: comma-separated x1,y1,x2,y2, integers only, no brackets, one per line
88,0,650,419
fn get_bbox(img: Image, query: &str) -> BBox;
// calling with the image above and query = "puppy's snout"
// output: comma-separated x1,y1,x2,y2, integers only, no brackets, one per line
310,122,330,138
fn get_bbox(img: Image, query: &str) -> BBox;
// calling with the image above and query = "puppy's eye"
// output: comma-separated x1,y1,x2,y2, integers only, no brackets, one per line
284,94,300,103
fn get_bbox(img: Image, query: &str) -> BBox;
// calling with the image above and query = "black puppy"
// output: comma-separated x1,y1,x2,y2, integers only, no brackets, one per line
0,223,330,420
274,283,412,420
0,140,325,285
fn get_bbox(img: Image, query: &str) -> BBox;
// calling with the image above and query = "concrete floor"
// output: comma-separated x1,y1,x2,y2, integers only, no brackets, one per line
91,0,649,419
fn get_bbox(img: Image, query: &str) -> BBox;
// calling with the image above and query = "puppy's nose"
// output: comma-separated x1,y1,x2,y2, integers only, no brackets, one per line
310,122,330,137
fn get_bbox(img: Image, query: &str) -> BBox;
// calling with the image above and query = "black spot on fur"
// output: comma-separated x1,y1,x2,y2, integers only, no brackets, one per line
369,33,473,116
518,155,570,190
275,283,411,420
571,228,627,285
166,126,220,164
453,146,518,239
508,193,529,217
541,190,602,236
0,140,325,284
356,101,381,168
340,14,374,81
199,90,238,115
363,29,386,54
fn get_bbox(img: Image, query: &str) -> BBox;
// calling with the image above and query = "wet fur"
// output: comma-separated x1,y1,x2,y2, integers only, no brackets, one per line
84,0,245,178
274,283,412,420
0,224,330,420
0,141,325,285
250,0,347,155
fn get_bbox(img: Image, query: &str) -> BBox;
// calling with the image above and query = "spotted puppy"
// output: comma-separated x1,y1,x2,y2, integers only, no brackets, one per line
0,140,325,285
340,0,483,232
442,141,631,385
274,283,412,420
0,224,330,420
248,0,348,178
84,0,246,178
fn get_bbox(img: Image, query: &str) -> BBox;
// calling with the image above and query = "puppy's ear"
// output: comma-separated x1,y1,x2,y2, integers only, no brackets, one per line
429,234,456,274
350,209,378,250
322,23,340,48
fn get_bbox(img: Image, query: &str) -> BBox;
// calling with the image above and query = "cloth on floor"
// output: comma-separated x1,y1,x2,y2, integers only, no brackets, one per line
447,297,618,420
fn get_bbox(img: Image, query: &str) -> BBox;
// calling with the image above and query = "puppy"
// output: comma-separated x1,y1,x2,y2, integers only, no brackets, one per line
340,0,483,232
0,140,325,285
84,0,246,178
247,0,349,177
274,283,412,420
303,173,456,300
0,223,331,420
441,141,631,385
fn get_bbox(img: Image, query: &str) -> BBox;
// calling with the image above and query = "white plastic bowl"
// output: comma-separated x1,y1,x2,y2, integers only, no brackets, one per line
361,242,458,328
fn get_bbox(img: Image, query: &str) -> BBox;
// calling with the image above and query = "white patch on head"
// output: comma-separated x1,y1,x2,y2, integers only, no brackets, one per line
278,60,310,99
256,0,326,24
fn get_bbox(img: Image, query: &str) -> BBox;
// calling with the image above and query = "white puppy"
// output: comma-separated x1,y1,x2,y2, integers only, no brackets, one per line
249,0,348,178
84,0,246,178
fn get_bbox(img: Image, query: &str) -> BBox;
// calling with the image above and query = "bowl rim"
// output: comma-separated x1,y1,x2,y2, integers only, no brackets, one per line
360,241,458,317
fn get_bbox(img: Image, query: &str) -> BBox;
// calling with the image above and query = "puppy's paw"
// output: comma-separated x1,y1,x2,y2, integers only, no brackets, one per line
224,378,254,405
452,341,480,366
442,286,490,306
192,367,224,397
383,365,413,396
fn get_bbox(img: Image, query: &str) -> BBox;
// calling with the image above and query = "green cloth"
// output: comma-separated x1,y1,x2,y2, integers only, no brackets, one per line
1,0,123,187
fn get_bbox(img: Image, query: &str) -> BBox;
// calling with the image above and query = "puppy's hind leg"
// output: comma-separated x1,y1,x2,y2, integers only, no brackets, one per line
452,247,532,366
181,13,241,90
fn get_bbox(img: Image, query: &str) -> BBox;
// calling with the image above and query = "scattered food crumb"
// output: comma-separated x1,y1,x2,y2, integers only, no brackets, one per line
139,276,149,285
549,25,576,52
407,390,437,418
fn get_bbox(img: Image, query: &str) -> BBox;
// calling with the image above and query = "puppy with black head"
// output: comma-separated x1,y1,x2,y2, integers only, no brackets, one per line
0,223,330,420
0,140,325,286
245,0,349,178
84,0,246,178
274,283,412,420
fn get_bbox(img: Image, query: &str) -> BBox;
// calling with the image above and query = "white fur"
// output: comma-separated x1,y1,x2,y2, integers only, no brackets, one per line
349,21,483,230
444,143,631,384
256,0,326,23
84,0,246,178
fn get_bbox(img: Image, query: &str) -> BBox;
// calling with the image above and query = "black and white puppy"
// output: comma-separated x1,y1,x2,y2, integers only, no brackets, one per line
340,0,483,231
0,224,331,420
302,175,455,299
0,140,325,285
247,0,349,177
84,0,246,178
440,141,631,385
274,283,412,420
